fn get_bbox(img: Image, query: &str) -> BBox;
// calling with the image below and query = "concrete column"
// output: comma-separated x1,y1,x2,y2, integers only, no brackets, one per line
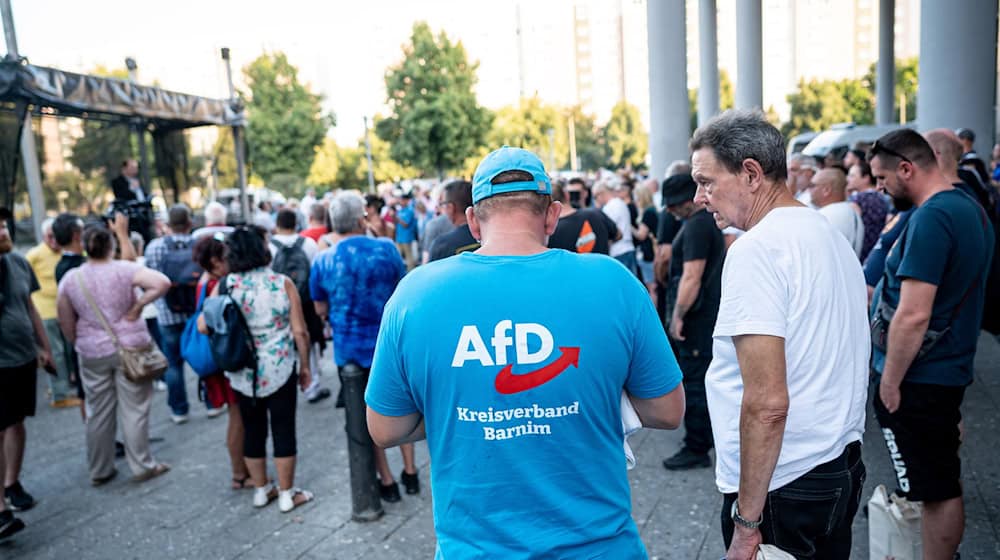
918,0,998,158
876,0,895,125
735,0,762,110
698,0,720,126
646,0,690,179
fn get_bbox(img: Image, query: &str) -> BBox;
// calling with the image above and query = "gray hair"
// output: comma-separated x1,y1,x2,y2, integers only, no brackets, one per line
591,176,622,196
690,110,788,182
41,217,55,236
204,201,227,225
328,191,365,234
665,160,691,178
787,152,818,171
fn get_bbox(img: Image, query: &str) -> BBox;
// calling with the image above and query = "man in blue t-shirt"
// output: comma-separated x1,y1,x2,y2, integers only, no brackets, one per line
869,130,994,559
393,192,417,269
365,146,686,559
309,191,419,501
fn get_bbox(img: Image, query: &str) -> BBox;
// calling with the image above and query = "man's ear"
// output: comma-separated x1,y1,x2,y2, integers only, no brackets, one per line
742,158,766,192
544,201,562,236
467,206,482,241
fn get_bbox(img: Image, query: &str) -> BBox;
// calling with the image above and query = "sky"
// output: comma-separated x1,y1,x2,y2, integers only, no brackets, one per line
12,0,533,147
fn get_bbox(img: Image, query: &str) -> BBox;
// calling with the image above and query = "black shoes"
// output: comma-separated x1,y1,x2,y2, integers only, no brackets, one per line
4,481,35,511
0,509,25,542
401,470,420,495
115,441,126,459
662,447,712,471
379,481,401,503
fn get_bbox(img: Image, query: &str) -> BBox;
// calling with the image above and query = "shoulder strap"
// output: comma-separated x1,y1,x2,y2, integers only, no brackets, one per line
74,271,121,350
270,238,283,251
292,236,305,251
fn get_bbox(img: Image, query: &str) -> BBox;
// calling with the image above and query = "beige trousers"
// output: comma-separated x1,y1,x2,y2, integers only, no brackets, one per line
80,353,157,479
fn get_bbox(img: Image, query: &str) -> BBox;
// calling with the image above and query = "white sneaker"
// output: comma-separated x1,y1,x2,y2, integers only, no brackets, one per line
153,381,167,392
278,487,314,513
206,404,227,418
169,413,189,425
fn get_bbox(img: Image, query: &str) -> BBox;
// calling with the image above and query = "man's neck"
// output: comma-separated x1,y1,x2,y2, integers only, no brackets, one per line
276,229,295,236
745,184,801,230
477,218,548,256
912,171,955,206
558,204,577,217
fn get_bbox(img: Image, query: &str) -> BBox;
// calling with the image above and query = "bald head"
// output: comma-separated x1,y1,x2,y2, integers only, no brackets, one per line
810,168,848,207
923,128,963,174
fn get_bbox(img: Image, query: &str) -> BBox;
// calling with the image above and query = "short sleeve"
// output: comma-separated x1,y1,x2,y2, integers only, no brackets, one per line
309,256,329,303
896,208,952,286
681,217,714,262
625,279,682,398
365,296,419,416
601,212,620,240
657,211,681,244
713,238,788,338
26,260,40,293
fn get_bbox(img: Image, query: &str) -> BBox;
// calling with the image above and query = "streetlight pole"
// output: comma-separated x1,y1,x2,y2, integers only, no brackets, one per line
125,57,153,197
222,47,250,223
364,116,375,194
0,0,45,242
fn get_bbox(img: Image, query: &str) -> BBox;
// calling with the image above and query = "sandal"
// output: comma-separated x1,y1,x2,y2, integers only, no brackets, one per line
253,485,278,508
279,488,314,513
131,463,170,483
232,475,252,490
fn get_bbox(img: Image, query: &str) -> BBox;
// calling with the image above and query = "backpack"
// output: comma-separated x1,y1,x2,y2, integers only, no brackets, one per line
958,173,1000,334
180,283,220,378
202,276,259,395
160,236,202,314
270,237,311,297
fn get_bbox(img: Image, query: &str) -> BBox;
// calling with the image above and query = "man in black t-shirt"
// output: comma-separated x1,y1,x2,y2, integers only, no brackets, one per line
548,180,620,254
660,173,725,471
429,180,480,262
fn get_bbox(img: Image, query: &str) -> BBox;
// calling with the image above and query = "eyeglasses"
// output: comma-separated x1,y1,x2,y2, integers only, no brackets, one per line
869,140,912,164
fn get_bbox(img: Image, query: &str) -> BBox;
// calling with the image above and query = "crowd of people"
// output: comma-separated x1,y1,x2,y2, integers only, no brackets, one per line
0,113,997,559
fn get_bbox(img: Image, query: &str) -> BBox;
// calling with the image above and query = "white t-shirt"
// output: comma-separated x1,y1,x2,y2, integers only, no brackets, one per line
818,201,864,257
794,189,815,209
602,197,634,257
269,233,319,263
706,207,869,494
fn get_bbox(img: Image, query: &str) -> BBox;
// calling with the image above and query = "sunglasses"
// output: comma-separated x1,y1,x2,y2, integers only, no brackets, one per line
869,140,912,164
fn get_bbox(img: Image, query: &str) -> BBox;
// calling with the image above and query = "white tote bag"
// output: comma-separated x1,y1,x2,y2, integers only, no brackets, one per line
868,484,922,560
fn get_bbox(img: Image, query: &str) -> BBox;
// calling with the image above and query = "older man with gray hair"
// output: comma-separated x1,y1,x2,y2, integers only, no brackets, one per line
811,168,865,257
308,191,418,502
192,201,233,239
787,152,818,208
691,110,868,560
592,177,637,274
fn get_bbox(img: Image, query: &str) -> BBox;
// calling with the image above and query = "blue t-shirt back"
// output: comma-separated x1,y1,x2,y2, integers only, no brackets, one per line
395,203,416,244
366,249,681,559
871,189,994,385
309,236,405,368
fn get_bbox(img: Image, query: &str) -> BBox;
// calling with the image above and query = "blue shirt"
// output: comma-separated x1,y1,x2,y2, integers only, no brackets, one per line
309,236,405,368
871,190,994,385
863,209,912,287
395,203,416,244
366,249,681,559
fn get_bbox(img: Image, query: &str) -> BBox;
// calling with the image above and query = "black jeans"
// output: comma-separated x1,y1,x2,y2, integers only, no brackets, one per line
239,371,298,459
678,351,713,454
721,441,865,560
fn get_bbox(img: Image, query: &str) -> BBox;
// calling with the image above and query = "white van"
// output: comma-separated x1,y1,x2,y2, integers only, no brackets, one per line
802,123,912,162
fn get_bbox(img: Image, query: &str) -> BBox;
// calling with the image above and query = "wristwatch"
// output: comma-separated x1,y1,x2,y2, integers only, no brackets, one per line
731,500,763,530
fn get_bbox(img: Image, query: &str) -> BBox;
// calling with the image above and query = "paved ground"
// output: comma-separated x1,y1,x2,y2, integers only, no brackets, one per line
4,336,1000,559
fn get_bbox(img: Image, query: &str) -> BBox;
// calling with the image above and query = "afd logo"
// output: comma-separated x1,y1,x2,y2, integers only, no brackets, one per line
451,320,580,394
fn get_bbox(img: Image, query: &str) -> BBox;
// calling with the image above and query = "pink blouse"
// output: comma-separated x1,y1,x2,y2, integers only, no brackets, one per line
58,261,153,359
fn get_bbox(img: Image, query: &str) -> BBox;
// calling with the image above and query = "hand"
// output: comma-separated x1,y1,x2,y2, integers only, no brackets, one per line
298,367,312,391
879,378,902,413
669,314,686,341
726,525,762,560
37,350,55,374
112,212,129,237
124,303,143,323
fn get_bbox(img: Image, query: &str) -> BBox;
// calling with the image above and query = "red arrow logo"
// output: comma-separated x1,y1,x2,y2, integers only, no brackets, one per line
494,347,580,394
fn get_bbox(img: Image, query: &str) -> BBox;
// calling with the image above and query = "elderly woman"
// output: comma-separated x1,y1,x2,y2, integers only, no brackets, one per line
57,223,171,485
192,234,250,490
309,191,417,502
199,227,313,512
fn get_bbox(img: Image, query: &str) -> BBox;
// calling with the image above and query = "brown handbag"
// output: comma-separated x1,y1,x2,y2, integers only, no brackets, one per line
75,271,168,383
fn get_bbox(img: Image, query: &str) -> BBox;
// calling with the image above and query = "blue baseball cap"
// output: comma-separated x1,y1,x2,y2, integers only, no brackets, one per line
472,146,552,204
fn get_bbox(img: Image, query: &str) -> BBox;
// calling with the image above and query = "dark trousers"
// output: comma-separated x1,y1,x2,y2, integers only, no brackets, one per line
678,351,713,454
239,372,298,458
721,441,865,560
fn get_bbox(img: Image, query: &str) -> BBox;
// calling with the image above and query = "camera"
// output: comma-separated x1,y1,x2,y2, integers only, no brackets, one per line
104,199,155,242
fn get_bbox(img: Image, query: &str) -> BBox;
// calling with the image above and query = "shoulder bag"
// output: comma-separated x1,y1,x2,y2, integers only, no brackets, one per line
75,271,168,383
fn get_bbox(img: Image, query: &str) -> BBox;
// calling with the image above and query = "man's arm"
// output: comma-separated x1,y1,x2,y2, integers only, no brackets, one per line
669,258,706,340
730,334,789,554
27,296,53,368
57,291,77,344
878,279,936,412
367,409,426,447
627,384,685,429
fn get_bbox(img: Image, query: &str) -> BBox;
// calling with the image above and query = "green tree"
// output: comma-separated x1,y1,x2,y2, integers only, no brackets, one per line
70,66,133,186
862,57,918,123
488,96,564,169
782,78,874,138
211,131,238,190
567,106,604,171
688,69,735,132
602,101,647,170
243,52,333,183
377,22,491,178
307,137,340,188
